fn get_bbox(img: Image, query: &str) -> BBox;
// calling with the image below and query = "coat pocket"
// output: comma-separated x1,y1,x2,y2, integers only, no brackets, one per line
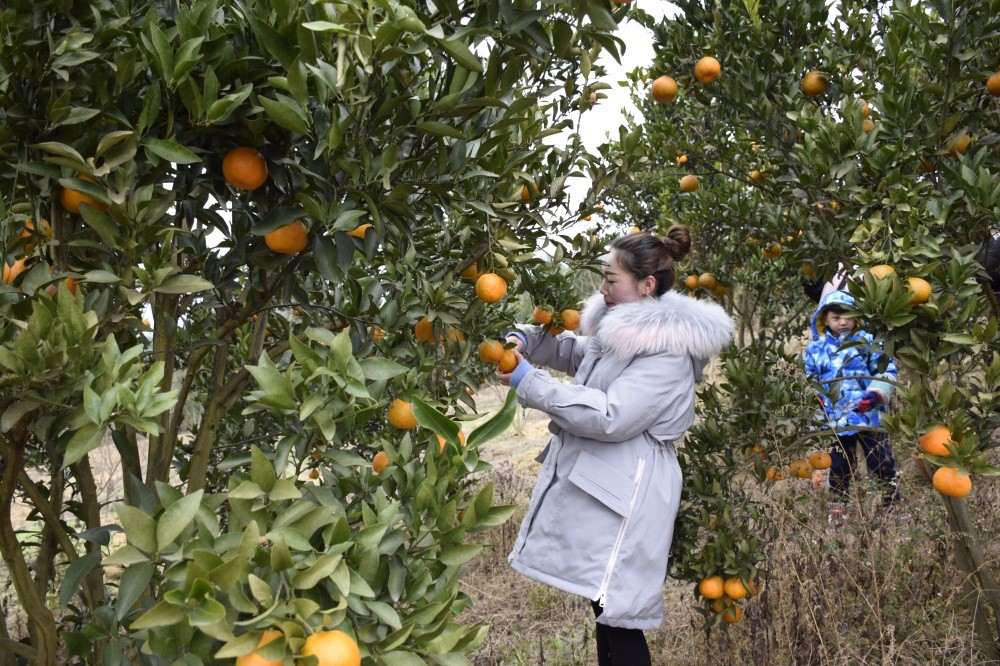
567,450,633,517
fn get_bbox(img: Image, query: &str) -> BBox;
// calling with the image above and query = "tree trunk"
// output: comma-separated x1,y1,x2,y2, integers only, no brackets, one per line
145,293,179,487
0,429,58,665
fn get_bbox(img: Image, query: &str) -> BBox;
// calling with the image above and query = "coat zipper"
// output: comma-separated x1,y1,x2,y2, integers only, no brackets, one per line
597,457,646,608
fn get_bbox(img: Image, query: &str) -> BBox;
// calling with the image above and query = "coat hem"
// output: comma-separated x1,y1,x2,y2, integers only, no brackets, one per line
508,559,662,630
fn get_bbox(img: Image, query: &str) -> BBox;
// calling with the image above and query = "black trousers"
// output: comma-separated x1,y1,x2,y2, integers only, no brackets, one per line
591,600,651,666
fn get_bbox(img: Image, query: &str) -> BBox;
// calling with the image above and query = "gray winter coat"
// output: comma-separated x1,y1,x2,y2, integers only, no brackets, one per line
508,291,734,629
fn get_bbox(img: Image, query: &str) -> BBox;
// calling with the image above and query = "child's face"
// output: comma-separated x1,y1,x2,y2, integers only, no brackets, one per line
824,310,857,336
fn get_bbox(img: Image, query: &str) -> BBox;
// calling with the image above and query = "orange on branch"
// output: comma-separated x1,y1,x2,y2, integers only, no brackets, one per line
347,223,372,239
628,225,642,234
235,629,284,666
475,273,507,303
801,70,828,97
932,466,971,498
414,317,435,342
532,306,553,325
862,118,875,133
789,459,812,478
869,264,895,280
2,257,28,285
808,450,832,470
19,218,51,251
298,629,361,666
223,147,268,190
478,340,505,364
651,75,678,103
698,575,725,600
60,174,107,214
907,277,931,305
264,220,308,254
697,273,717,290
749,169,762,183
723,604,744,624
684,275,699,290
560,309,581,331
436,431,467,454
460,262,480,280
723,577,749,601
387,398,418,430
987,71,1000,96
679,175,699,192
373,451,390,474
919,425,953,457
694,56,721,84
947,133,971,157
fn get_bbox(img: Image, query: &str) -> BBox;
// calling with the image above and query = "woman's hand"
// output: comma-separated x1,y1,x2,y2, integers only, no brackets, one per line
505,335,525,353
497,349,525,386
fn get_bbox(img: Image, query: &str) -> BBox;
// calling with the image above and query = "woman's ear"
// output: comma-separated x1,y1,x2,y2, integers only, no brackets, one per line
642,275,656,296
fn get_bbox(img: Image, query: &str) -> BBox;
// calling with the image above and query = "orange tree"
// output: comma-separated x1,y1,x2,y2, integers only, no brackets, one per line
609,0,1000,651
0,0,647,663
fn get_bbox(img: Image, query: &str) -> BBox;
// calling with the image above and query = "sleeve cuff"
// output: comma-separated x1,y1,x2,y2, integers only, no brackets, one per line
509,359,534,388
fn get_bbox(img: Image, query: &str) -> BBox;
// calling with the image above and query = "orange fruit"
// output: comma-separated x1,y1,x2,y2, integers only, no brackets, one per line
932,466,971,498
265,220,308,254
560,309,581,331
749,169,762,183
684,275,699,290
371,326,386,342
862,118,875,133
478,340,505,364
628,226,642,234
869,264,895,280
679,174,699,192
445,327,465,343
676,154,688,165
236,629,284,666
2,257,28,285
907,277,931,305
532,306,553,325
223,147,268,190
651,75,678,103
372,451,389,473
808,451,832,470
859,99,871,116
988,72,1000,96
698,575,725,600
498,349,519,373
694,56,721,84
308,469,321,480
436,431,467,454
918,425,953,457
802,263,816,279
765,467,784,482
746,578,762,596
548,326,566,335
347,223,372,239
723,604,744,624
711,598,731,613
475,272,507,303
947,134,971,157
387,398,417,430
801,70,828,97
299,629,361,666
697,273,717,290
460,262,479,280
60,174,107,214
19,218,51,251
723,577,749,601
521,183,533,203
789,459,812,479
414,317,435,342
761,243,782,259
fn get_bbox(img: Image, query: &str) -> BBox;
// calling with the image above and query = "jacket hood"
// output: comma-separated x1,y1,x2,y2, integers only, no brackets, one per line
811,289,856,340
579,291,734,363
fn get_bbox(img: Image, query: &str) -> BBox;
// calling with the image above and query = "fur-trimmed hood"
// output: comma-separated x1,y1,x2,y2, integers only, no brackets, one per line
579,291,735,363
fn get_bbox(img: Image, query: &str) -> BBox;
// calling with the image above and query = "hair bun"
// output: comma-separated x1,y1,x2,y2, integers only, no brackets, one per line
662,224,692,261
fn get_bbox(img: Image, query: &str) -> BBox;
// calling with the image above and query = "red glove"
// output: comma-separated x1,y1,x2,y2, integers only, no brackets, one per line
855,391,880,413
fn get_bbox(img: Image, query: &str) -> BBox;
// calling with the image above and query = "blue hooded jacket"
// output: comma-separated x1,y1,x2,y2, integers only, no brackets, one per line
803,290,897,434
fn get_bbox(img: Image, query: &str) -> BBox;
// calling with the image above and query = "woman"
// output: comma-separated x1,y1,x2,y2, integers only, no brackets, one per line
498,226,734,665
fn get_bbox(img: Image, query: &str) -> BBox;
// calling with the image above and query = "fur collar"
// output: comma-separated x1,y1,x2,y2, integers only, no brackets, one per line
579,291,734,363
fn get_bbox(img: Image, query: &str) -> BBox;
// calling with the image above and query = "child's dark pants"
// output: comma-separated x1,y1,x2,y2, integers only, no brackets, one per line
829,431,899,504
591,601,650,666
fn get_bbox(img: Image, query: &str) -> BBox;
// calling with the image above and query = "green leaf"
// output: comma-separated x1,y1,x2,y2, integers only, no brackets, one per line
438,544,482,566
301,21,356,34
59,552,102,606
129,600,187,630
411,396,459,445
292,553,342,589
416,121,465,140
155,490,204,550
379,651,428,666
2,400,37,433
144,138,201,164
359,358,408,381
153,274,215,294
83,269,120,284
250,446,278,494
435,37,484,73
268,478,302,501
115,562,155,621
467,388,518,449
64,423,107,467
259,95,310,134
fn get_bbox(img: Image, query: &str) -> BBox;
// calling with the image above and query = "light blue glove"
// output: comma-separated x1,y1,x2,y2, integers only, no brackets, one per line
509,359,534,388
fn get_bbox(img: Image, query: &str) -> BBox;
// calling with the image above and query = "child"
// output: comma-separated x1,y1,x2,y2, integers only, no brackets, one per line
803,290,899,512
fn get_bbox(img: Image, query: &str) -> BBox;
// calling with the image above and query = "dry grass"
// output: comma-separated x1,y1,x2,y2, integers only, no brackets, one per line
459,384,1000,666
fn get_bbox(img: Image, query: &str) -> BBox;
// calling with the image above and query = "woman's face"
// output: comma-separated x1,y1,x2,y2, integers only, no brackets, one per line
599,251,652,307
